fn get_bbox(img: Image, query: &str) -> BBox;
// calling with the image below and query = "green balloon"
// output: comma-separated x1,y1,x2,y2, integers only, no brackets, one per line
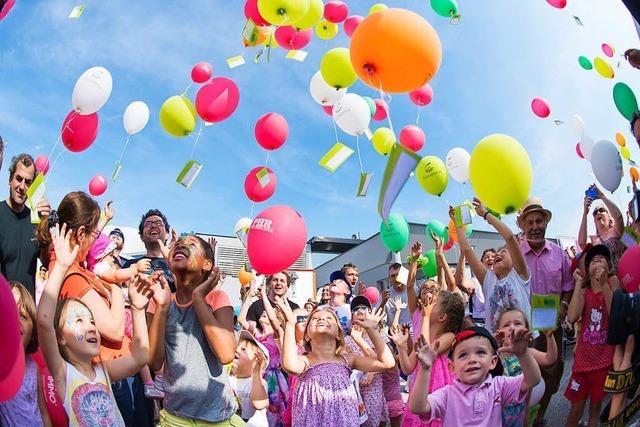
416,155,448,196
159,95,197,137
578,56,593,70
293,0,323,29
363,97,376,117
613,82,639,121
425,220,447,242
421,249,438,278
380,213,409,252
430,0,458,17
320,47,357,89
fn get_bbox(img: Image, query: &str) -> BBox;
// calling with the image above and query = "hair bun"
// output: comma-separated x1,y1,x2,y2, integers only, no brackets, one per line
47,210,59,229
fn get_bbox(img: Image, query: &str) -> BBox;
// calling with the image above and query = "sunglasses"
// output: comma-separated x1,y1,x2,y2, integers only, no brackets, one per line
352,306,370,315
592,207,607,217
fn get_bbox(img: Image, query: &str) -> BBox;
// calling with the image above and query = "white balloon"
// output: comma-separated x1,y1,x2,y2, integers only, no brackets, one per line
591,140,623,193
310,71,346,106
579,135,594,161
234,216,253,247
72,66,113,115
332,93,371,136
445,147,471,183
570,114,585,139
123,101,150,135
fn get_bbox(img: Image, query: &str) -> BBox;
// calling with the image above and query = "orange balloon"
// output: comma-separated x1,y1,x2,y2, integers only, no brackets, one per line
448,219,458,242
616,132,626,147
349,8,442,93
631,167,639,183
238,268,254,287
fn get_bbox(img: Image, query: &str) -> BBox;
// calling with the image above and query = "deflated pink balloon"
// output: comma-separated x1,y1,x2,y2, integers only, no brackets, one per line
89,175,108,196
399,125,425,152
324,1,349,23
545,0,566,9
255,112,289,150
343,15,363,37
244,0,270,26
409,84,434,106
274,26,312,50
195,77,240,123
575,143,584,159
531,97,550,118
62,111,99,153
244,166,277,202
373,99,388,121
602,43,614,58
191,62,213,84
0,0,16,22
35,155,50,175
322,105,333,116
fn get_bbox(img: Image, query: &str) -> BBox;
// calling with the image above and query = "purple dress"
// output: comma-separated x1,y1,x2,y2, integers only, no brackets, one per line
292,358,359,427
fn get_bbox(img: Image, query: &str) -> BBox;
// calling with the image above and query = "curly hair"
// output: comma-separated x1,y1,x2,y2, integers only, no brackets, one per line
138,209,170,234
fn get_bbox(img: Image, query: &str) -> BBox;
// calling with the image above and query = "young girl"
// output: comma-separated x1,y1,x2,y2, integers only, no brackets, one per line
0,282,50,426
37,223,151,426
495,308,558,426
565,244,617,427
277,298,395,427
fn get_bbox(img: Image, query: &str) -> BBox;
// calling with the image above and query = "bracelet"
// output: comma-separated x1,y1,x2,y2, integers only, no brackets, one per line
483,212,490,220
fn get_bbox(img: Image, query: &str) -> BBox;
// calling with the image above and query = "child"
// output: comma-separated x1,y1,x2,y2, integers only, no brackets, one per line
565,244,617,427
230,330,270,426
37,223,151,426
323,278,352,332
147,233,242,425
0,282,50,426
277,299,395,427
495,308,558,426
409,326,542,427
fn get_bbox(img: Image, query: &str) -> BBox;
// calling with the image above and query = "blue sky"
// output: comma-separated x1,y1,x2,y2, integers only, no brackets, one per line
1,0,639,245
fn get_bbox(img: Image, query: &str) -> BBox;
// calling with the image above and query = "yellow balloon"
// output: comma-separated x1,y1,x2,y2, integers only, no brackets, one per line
369,3,388,15
372,127,396,155
293,0,324,29
316,19,339,40
621,146,631,161
616,132,626,147
159,95,197,137
262,28,280,48
593,57,614,79
257,0,310,26
320,47,357,89
416,155,448,196
469,134,532,215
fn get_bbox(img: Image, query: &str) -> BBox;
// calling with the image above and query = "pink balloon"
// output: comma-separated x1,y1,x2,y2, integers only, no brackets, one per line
531,97,550,118
362,287,380,305
618,245,640,292
274,26,312,51
35,155,50,175
244,166,277,202
575,143,584,159
61,111,99,153
602,43,614,58
195,77,240,123
89,175,108,196
247,205,307,275
545,0,566,8
244,0,270,26
409,84,434,106
0,0,16,22
191,62,213,84
399,125,425,152
372,99,388,121
324,1,349,23
255,112,289,150
322,105,333,116
343,15,363,38
0,274,25,402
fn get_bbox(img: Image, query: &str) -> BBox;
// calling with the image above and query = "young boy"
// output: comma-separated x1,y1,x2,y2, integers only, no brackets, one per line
409,326,541,427
230,330,269,426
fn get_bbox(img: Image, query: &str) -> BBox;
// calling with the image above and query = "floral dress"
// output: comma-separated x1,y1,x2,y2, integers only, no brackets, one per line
258,333,288,427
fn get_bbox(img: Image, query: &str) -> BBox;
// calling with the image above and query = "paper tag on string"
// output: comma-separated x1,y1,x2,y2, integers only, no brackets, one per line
242,19,260,46
286,50,308,62
68,5,85,19
176,160,203,189
449,13,461,25
226,55,245,69
553,120,564,126
319,143,354,172
530,294,559,331
573,16,583,26
256,167,271,188
112,162,122,181
357,172,373,197
27,173,45,224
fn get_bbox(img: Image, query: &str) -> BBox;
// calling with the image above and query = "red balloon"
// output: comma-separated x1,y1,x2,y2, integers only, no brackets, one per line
89,175,108,196
575,143,584,159
35,155,50,175
195,77,240,123
343,15,363,37
244,0,270,26
362,287,380,305
322,105,333,116
247,205,307,275
409,84,434,106
324,1,349,23
372,99,388,121
274,26,312,51
399,125,425,152
546,0,566,9
255,112,289,150
61,111,99,153
0,274,25,401
244,166,277,202
191,62,213,84
0,0,16,21
531,97,550,118
618,245,640,292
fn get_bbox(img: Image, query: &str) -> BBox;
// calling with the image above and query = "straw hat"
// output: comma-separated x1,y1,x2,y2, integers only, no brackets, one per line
517,197,552,228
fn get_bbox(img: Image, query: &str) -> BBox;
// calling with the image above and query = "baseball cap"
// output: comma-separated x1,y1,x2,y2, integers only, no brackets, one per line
450,326,503,376
109,228,125,243
584,244,612,272
350,295,372,312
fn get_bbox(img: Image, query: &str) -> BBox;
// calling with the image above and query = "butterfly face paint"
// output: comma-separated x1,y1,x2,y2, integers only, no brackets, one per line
65,303,93,342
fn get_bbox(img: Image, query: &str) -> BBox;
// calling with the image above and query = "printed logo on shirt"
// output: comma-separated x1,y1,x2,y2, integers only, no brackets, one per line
583,308,607,345
570,379,580,392
71,382,121,426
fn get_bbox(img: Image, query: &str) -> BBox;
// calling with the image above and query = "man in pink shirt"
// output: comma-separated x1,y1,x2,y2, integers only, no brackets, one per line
517,197,574,427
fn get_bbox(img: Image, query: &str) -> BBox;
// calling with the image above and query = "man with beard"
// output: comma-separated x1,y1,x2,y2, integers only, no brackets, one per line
246,271,299,332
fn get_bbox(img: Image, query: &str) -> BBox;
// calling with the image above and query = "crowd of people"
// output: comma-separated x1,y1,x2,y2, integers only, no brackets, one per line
0,110,639,427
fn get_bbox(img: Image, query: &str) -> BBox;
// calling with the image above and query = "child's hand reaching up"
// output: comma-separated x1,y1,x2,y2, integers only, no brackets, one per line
415,334,438,369
274,296,295,325
51,223,79,268
389,324,409,349
353,307,385,332
128,275,154,310
150,272,171,308
498,328,532,356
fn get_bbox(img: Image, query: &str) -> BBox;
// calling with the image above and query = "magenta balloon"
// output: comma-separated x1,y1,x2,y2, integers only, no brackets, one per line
35,155,50,175
545,0,566,8
362,287,380,305
0,0,16,21
244,0,270,26
619,245,640,292
324,1,349,23
274,26,312,50
0,274,25,402
399,125,425,152
61,111,99,153
531,97,550,118
89,175,108,196
322,105,333,116
247,205,307,275
244,166,277,202
409,84,434,106
602,43,614,58
191,62,213,84
255,112,289,150
343,15,363,37
372,99,388,121
195,77,240,123
575,143,584,159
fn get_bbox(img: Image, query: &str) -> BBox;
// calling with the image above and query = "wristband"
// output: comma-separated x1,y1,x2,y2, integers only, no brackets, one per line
483,212,490,220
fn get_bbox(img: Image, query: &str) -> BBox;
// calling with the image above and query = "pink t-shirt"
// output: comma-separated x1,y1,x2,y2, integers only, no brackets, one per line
520,240,573,296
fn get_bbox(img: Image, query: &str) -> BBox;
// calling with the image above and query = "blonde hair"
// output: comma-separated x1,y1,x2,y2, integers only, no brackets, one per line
10,282,38,354
303,307,346,356
239,338,268,371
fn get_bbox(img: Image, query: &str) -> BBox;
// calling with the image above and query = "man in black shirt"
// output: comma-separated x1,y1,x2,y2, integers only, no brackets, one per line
246,271,299,331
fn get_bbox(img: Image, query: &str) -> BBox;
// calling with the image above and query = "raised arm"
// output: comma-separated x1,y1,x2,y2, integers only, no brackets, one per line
275,296,307,375
349,308,395,372
532,330,558,368
97,258,151,285
261,280,284,340
389,324,416,375
432,231,455,292
250,354,269,410
567,270,586,324
578,196,592,250
454,251,475,294
147,273,171,371
237,279,259,333
499,329,541,392
407,242,422,314
451,205,487,284
598,186,624,238
350,325,375,358
408,335,436,416
80,283,125,342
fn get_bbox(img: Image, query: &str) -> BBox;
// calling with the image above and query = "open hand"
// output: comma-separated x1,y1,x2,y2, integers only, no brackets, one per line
351,324,364,341
415,334,438,369
353,306,385,331
192,267,222,299
360,372,375,387
135,258,152,273
128,275,154,310
391,296,407,312
274,295,295,324
51,223,79,268
429,230,443,253
498,328,532,356
150,271,171,307
389,324,409,348
411,241,423,260
472,198,488,219
103,200,114,222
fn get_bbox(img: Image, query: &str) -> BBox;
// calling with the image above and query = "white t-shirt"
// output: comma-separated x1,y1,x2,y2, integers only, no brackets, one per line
470,277,486,320
321,303,352,331
483,269,531,332
385,286,412,326
229,376,269,427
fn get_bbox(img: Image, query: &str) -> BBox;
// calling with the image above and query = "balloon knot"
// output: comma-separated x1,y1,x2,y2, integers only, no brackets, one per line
277,8,286,15
505,206,515,214
364,64,376,74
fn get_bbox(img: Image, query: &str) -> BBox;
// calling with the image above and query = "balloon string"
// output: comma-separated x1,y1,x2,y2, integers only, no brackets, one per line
461,181,469,202
416,107,421,125
264,151,271,168
355,135,364,174
372,70,395,134
189,126,204,160
47,111,76,166
43,150,65,187
116,135,131,166
182,82,192,96
249,201,255,218
332,116,340,143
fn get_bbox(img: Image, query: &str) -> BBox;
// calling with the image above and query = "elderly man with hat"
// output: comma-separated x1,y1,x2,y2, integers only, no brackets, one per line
517,197,574,427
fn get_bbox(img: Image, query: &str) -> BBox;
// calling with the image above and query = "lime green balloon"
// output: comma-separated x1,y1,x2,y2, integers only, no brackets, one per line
159,95,197,137
372,127,396,155
316,19,339,40
465,222,472,238
578,56,592,70
320,47,357,89
425,220,447,242
257,0,310,26
363,97,376,116
380,213,409,252
430,0,458,17
421,249,437,278
613,82,639,121
416,155,448,196
293,0,323,29
369,3,388,15
469,134,532,215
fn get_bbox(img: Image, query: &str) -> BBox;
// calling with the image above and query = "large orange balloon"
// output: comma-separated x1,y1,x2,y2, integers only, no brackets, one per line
349,8,442,93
